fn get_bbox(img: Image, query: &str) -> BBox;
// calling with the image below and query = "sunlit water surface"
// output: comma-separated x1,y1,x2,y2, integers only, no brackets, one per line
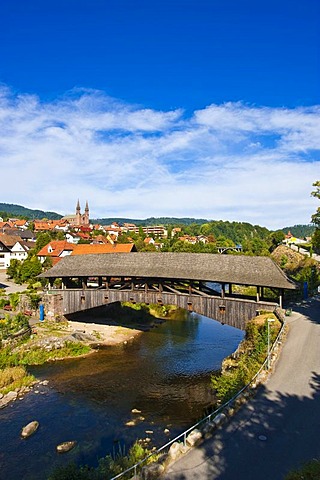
0,312,244,480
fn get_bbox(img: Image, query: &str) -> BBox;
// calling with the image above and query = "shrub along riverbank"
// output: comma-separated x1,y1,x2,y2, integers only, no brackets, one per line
48,442,156,480
0,312,92,397
0,365,35,396
211,312,281,404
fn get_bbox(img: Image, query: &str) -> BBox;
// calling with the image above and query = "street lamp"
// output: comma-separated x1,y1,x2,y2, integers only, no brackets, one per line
267,318,275,370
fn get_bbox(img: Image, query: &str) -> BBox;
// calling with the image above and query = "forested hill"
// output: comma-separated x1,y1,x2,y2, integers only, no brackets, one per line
92,216,209,226
180,220,271,243
282,225,315,238
0,203,62,220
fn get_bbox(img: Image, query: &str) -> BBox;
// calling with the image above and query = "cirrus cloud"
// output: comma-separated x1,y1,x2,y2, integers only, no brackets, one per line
0,86,319,229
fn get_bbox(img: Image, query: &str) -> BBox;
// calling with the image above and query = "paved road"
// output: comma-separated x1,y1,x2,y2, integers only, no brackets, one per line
164,298,320,480
290,244,320,262
0,270,28,294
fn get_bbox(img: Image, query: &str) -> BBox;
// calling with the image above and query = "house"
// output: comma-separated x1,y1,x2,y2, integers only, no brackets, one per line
2,228,36,242
0,234,29,268
124,224,167,238
143,237,162,250
178,235,198,244
77,232,91,241
103,223,122,239
0,239,12,269
0,221,13,232
71,243,137,255
65,232,81,244
9,241,30,262
91,235,110,245
197,235,209,244
12,219,29,230
144,237,155,245
37,240,77,265
33,219,70,233
172,227,182,236
283,231,307,246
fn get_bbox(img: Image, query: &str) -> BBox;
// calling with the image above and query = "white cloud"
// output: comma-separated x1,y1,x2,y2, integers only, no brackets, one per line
0,86,319,229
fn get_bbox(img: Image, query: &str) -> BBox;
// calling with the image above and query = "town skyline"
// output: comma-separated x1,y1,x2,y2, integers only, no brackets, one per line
0,0,319,229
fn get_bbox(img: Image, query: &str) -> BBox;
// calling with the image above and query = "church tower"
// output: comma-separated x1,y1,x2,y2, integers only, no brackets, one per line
76,199,81,225
84,200,90,225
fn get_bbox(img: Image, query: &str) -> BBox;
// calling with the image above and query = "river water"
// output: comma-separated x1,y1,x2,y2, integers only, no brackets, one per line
0,311,244,480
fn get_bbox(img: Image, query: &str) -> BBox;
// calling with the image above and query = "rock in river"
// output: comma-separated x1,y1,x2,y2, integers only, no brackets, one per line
21,421,39,438
56,441,77,453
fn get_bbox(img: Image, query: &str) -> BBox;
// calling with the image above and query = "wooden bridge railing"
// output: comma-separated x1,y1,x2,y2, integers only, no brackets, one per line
47,288,278,330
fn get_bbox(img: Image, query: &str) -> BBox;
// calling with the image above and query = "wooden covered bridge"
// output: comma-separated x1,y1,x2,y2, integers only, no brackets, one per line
40,252,296,330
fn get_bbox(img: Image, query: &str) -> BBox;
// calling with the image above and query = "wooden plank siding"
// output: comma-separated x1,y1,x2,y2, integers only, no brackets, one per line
56,289,277,330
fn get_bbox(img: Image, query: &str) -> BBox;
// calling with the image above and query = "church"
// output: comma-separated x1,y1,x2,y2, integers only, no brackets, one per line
62,200,90,226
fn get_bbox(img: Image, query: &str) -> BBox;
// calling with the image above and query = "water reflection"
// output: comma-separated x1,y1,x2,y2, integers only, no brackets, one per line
0,311,244,480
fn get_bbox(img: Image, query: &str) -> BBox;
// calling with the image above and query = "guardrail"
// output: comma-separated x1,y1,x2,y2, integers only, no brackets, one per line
109,308,286,480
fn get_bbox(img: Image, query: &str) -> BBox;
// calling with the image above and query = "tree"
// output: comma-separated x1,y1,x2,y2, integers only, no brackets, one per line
7,259,21,280
311,181,320,227
35,232,52,252
311,181,320,252
268,230,285,252
311,229,320,253
19,257,42,284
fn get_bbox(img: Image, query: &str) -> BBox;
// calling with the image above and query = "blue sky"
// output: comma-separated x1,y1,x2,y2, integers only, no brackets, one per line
0,0,319,228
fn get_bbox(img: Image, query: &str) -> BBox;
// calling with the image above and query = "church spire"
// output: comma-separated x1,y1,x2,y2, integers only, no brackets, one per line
76,199,80,213
85,200,89,212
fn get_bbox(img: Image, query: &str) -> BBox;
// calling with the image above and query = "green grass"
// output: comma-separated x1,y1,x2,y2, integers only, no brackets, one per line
0,365,35,395
0,342,91,368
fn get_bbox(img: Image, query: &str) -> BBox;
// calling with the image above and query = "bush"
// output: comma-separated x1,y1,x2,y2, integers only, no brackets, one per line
49,442,154,480
0,313,29,341
211,316,279,403
9,292,20,310
0,298,9,308
0,366,35,395
285,459,320,479
27,293,41,309
48,464,99,480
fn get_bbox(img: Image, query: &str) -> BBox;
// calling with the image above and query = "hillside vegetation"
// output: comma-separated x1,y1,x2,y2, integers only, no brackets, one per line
0,203,62,220
282,224,315,238
271,245,320,294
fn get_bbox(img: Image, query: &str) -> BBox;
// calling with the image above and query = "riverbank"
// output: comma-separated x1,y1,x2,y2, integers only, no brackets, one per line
0,313,148,407
62,319,143,346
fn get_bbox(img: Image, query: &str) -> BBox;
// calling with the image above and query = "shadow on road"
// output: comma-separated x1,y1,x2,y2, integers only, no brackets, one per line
290,296,320,326
165,373,320,480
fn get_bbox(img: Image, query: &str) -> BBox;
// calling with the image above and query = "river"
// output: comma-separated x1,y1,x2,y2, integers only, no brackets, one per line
0,311,244,480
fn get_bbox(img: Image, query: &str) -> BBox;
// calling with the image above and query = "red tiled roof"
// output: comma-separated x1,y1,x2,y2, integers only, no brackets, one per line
92,235,109,244
37,240,76,258
77,233,91,240
33,219,69,231
0,221,13,229
71,243,136,255
0,233,23,247
13,219,28,226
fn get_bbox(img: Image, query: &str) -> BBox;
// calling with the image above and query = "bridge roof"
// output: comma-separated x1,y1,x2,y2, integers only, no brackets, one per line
40,252,296,290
